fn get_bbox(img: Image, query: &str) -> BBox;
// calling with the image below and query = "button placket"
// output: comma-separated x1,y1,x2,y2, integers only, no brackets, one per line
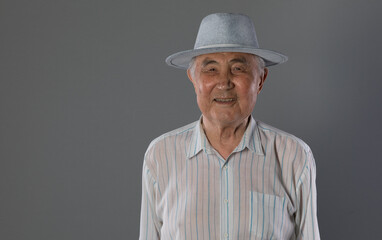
225,163,230,239
220,162,230,239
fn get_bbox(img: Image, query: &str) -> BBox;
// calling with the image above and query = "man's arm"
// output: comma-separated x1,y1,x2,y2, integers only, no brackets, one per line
294,150,321,240
139,159,161,240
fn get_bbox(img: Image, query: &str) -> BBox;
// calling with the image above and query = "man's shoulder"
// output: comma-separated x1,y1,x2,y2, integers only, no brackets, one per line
255,119,312,154
144,120,198,157
255,119,317,173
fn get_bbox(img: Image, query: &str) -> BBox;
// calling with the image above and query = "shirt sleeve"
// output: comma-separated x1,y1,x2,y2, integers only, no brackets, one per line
139,159,161,240
294,149,321,240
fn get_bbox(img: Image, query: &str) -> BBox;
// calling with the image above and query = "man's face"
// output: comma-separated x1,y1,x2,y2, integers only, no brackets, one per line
187,52,268,126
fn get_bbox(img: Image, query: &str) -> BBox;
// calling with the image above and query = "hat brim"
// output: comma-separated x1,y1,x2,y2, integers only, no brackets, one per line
165,47,288,69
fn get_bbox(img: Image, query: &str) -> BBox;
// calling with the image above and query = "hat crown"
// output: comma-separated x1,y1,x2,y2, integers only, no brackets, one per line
165,12,287,69
194,13,259,49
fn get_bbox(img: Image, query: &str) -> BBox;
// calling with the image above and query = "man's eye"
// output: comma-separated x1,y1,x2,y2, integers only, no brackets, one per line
208,68,216,72
233,66,243,71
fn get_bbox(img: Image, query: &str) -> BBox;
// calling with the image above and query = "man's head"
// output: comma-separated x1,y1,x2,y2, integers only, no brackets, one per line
165,13,287,126
187,52,268,126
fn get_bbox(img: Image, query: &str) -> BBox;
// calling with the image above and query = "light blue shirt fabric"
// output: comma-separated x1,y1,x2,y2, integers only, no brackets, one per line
139,115,320,239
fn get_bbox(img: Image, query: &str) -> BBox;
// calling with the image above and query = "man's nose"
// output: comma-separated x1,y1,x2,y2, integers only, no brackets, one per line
216,70,234,90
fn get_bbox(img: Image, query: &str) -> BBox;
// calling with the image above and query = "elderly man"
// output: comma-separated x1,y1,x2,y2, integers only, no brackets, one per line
139,13,320,239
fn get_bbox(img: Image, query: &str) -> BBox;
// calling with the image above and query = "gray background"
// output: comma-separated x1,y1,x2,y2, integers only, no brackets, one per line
1,0,381,239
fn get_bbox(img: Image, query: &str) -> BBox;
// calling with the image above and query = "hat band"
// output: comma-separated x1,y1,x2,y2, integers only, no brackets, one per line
195,43,255,49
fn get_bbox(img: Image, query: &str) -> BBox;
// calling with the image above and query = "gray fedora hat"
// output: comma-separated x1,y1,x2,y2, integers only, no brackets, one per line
166,13,288,69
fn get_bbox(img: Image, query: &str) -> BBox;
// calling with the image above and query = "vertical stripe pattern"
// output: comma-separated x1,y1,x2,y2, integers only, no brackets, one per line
139,115,320,240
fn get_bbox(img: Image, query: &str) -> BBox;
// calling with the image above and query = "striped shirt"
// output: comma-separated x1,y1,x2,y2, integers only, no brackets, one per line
139,115,320,240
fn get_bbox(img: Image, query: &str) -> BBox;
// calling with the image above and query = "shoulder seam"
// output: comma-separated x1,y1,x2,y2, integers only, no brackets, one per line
257,120,311,154
144,121,197,157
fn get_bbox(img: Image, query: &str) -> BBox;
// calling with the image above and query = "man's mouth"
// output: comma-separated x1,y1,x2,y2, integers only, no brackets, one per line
214,98,236,103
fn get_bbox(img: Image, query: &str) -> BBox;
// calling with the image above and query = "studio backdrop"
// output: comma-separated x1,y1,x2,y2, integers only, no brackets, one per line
0,0,381,239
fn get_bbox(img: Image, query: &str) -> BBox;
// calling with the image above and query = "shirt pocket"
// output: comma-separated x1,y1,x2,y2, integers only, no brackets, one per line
248,191,287,240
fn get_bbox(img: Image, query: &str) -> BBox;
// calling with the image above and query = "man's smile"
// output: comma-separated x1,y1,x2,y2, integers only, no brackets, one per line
213,97,237,104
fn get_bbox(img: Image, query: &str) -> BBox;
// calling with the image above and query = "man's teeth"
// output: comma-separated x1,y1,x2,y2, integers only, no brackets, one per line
215,98,235,102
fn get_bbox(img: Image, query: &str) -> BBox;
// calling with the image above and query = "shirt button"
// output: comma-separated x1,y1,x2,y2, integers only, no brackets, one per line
224,166,228,170
224,199,229,204
224,233,229,238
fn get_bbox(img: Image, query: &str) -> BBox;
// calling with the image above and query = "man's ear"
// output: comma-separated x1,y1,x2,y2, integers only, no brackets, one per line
187,68,194,84
257,67,268,94
187,68,198,95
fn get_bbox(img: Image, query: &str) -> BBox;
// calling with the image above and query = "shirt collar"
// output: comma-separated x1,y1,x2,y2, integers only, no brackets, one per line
186,115,265,159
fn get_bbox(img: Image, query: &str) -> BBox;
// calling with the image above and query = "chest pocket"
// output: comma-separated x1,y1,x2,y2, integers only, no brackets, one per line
249,191,288,240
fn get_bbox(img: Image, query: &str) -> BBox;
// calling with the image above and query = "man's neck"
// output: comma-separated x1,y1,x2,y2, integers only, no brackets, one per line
201,115,250,160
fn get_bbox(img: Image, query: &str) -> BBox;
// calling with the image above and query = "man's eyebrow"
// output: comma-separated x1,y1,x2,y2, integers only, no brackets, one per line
229,57,248,64
201,59,218,67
